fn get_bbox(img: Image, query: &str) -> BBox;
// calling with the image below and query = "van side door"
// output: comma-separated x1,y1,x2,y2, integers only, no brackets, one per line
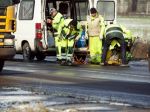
15,0,35,52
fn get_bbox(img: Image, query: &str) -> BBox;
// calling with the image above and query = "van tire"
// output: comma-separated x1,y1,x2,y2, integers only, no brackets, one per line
22,43,35,61
36,53,46,61
0,60,4,72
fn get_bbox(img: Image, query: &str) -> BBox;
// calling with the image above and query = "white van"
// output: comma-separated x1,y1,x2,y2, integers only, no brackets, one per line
14,0,116,61
14,0,89,61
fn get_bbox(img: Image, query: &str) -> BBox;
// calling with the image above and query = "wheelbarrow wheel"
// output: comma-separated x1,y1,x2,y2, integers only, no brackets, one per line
73,54,87,64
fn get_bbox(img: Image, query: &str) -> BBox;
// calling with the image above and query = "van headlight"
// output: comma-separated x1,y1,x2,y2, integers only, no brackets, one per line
4,39,14,46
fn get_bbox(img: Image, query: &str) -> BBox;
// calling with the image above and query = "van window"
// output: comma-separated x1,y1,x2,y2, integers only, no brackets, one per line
19,0,34,20
47,1,71,18
59,2,69,17
75,1,88,21
0,0,12,7
97,1,115,21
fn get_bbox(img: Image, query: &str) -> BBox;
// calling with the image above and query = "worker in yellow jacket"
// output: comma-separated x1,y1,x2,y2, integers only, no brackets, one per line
86,8,105,64
47,8,65,62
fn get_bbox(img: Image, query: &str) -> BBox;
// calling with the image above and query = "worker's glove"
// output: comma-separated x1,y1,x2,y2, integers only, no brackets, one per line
127,39,133,47
85,34,88,39
46,19,52,24
68,35,76,40
99,35,103,40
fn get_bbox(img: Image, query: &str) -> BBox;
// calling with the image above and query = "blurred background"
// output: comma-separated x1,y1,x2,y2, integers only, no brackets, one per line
116,0,150,59
117,0,150,16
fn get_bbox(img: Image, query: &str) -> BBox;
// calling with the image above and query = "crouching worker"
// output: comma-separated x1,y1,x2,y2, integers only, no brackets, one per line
60,19,82,65
101,24,132,66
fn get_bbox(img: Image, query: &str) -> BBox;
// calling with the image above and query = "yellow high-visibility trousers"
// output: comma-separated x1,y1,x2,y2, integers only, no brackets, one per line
89,36,102,63
61,38,75,61
67,39,74,61
61,39,67,60
55,37,62,60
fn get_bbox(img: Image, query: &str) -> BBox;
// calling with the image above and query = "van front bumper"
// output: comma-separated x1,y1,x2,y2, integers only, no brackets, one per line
0,48,16,59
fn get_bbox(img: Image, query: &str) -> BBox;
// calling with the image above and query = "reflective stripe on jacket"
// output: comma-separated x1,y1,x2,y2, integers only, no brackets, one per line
104,24,123,37
104,24,132,40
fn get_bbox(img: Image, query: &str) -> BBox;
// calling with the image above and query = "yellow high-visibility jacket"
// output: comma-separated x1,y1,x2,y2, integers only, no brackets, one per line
86,14,105,38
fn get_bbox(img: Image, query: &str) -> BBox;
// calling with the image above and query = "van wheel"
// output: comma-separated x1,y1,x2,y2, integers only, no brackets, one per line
23,43,35,61
0,60,4,72
36,53,46,61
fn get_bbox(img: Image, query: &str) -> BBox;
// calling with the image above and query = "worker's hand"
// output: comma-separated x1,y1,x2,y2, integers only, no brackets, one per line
75,35,80,41
47,19,52,24
85,34,88,39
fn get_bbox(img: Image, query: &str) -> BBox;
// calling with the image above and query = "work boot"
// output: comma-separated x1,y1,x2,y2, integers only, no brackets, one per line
100,62,107,66
60,59,67,65
120,64,129,67
56,59,61,64
66,60,73,66
66,56,75,66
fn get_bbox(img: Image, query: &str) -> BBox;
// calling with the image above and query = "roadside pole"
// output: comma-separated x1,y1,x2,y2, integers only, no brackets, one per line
148,42,150,72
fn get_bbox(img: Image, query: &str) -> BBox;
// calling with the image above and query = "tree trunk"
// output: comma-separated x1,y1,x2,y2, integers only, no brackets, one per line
132,0,138,12
127,0,132,13
146,0,149,14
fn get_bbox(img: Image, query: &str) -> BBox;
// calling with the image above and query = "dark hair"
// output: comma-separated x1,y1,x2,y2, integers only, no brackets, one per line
90,8,97,14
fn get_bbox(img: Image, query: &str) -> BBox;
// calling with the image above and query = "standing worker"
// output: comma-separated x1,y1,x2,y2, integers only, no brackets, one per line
47,8,64,62
60,19,82,65
86,8,105,64
101,24,133,66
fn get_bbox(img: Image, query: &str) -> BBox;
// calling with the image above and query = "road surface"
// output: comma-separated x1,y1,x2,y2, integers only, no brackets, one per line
0,56,150,111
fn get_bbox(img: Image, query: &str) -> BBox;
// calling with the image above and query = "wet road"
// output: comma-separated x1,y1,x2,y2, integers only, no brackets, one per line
0,56,150,111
